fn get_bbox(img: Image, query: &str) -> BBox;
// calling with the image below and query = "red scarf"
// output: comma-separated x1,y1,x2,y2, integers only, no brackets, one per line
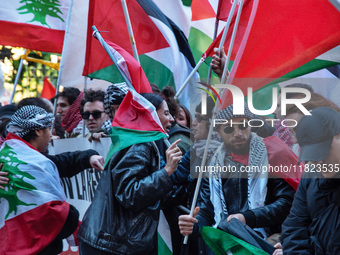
61,92,83,133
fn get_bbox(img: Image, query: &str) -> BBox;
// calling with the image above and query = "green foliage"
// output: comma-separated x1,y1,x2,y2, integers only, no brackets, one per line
0,144,37,219
17,0,65,28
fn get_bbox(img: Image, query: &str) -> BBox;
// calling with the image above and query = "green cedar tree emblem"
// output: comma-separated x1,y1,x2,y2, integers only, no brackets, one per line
0,144,37,219
17,0,65,28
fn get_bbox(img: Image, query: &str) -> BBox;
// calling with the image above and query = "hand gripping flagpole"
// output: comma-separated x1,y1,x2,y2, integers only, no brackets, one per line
92,26,134,90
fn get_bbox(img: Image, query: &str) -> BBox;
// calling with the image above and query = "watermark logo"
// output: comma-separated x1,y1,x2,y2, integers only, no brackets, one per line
200,84,312,116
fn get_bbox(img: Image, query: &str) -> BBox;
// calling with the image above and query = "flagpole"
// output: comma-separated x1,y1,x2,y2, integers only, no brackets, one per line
183,90,223,244
92,26,134,90
174,57,204,100
10,49,26,104
221,0,244,84
207,18,220,85
121,0,140,63
218,0,238,52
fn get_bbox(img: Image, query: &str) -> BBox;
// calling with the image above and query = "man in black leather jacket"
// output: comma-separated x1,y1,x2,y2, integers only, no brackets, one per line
179,104,296,254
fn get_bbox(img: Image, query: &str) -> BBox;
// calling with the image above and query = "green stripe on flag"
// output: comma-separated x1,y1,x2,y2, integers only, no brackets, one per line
201,227,270,255
104,127,166,167
88,54,176,90
139,54,176,90
158,233,173,255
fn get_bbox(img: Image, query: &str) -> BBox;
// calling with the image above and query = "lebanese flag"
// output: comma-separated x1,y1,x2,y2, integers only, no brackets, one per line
105,89,167,167
0,134,69,254
41,77,56,100
0,0,70,53
220,0,340,108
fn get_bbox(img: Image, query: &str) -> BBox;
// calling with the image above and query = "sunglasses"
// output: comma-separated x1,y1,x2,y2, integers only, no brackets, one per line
195,114,209,123
223,123,249,134
81,110,105,120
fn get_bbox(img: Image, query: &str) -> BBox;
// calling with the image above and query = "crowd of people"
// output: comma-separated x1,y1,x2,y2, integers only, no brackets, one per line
0,50,340,255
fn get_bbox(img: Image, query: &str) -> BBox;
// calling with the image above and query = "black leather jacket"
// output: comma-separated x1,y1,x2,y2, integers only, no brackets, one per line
194,161,295,237
77,142,174,254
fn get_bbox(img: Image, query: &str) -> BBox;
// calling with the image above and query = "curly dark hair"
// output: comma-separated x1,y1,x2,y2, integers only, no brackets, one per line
80,89,105,113
56,87,81,105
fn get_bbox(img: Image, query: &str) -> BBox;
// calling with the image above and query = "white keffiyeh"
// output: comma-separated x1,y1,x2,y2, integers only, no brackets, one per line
209,132,268,238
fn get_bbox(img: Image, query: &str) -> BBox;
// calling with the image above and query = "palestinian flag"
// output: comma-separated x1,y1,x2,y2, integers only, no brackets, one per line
0,0,70,53
105,89,167,166
88,39,152,93
201,227,270,255
83,0,196,102
221,0,340,108
0,134,69,254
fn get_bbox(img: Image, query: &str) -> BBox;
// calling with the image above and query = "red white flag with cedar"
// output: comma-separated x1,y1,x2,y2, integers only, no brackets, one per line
0,134,70,254
0,0,70,53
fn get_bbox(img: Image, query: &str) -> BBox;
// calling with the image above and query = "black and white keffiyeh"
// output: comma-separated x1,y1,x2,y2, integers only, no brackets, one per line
209,132,268,237
7,105,54,138
104,82,129,121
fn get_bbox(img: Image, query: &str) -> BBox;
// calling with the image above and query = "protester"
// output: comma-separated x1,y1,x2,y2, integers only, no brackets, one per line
104,82,129,123
0,105,79,254
80,89,111,142
56,87,84,138
3,96,105,179
281,107,340,254
177,104,192,128
178,103,297,254
77,93,183,255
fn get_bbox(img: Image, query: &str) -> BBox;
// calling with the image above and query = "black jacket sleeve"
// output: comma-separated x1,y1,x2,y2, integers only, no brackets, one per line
242,178,295,229
47,149,99,177
113,143,174,212
281,177,313,254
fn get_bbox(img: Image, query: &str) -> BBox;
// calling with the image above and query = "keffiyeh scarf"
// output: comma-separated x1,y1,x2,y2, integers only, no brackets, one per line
7,105,54,138
209,132,268,238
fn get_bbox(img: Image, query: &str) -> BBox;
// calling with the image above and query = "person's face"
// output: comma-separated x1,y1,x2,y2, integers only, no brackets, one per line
56,97,70,118
285,112,304,143
217,117,251,154
175,107,188,127
35,128,52,153
110,104,120,119
192,112,209,141
83,101,108,132
157,101,174,134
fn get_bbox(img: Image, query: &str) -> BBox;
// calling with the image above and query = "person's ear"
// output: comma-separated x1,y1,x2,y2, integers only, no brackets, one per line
35,129,43,137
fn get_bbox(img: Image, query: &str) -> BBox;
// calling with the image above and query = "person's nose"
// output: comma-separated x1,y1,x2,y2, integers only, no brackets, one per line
88,113,95,120
169,114,174,123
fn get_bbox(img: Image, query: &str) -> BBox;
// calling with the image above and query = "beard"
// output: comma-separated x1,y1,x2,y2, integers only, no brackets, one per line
228,138,250,155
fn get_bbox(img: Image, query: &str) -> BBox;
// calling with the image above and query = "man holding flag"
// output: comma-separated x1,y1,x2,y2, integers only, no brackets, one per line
0,105,79,254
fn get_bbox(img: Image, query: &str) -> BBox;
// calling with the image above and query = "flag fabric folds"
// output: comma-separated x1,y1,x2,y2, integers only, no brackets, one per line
86,39,152,93
0,0,70,53
83,0,196,103
41,77,56,100
220,0,340,108
201,226,270,255
0,134,69,254
105,89,167,166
